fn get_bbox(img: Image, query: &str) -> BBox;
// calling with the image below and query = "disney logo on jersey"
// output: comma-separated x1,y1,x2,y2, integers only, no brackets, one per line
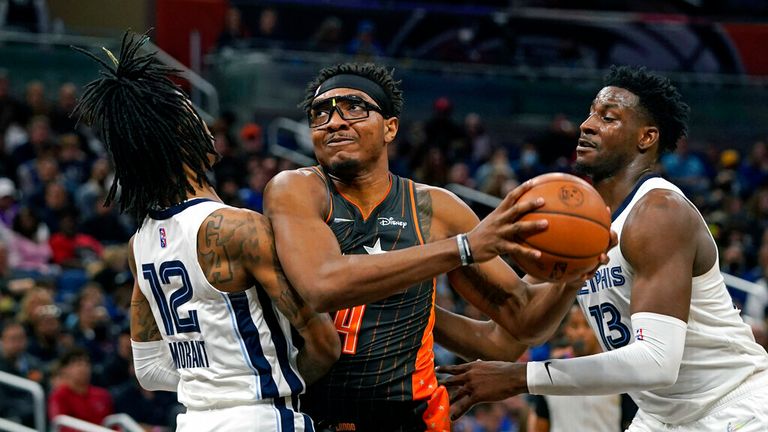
377,217,408,228
159,227,167,248
579,265,626,295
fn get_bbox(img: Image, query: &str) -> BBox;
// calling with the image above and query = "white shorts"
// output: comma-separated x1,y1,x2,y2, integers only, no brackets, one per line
177,397,315,432
626,370,768,432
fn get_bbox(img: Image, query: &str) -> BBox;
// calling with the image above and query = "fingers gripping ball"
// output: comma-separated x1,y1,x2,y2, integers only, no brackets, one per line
515,173,611,282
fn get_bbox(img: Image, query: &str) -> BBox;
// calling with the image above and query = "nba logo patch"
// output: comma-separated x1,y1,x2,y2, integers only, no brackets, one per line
159,227,167,248
635,328,644,341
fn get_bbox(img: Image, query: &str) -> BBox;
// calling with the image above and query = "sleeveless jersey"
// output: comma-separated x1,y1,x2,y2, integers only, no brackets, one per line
576,175,768,424
301,168,441,428
133,199,309,424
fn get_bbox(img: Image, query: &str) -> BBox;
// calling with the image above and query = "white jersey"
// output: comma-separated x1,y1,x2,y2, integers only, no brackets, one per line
577,175,768,424
541,394,622,432
133,199,308,419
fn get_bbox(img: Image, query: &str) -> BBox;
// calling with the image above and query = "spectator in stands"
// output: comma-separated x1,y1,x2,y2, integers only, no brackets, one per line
425,97,466,162
0,320,43,426
255,7,282,42
738,140,768,197
80,194,132,245
9,206,53,276
57,134,89,187
18,80,49,124
98,326,131,388
49,210,102,268
216,6,250,50
512,142,545,182
25,299,67,368
464,113,493,166
47,348,114,429
211,130,246,186
309,16,344,54
0,177,18,227
74,157,111,220
33,181,74,234
64,284,114,368
661,138,710,196
49,83,78,135
10,115,55,182
239,122,265,158
347,20,383,60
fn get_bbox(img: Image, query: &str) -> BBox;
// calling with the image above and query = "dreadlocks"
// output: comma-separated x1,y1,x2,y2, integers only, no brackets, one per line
72,31,216,223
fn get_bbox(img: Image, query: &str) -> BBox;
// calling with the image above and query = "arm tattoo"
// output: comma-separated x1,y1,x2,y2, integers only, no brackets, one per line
263,222,303,323
131,297,162,341
415,187,433,242
198,213,245,284
459,266,521,311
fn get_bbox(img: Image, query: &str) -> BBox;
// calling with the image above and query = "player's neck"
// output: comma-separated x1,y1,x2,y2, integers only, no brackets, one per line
594,162,656,212
330,164,392,213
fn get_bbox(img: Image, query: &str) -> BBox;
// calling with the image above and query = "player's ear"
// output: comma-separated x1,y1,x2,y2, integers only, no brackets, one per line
383,117,398,144
638,125,658,152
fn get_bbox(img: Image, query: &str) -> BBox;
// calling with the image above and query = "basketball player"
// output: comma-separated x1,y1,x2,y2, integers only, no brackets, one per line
263,63,613,431
73,32,340,431
437,66,768,431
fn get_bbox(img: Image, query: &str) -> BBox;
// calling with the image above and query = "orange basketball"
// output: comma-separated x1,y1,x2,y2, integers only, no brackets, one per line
514,172,611,282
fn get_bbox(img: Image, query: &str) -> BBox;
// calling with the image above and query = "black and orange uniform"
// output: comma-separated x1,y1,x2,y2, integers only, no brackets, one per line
302,167,449,432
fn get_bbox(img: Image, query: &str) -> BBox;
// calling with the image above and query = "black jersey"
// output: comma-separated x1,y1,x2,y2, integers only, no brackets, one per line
302,167,443,430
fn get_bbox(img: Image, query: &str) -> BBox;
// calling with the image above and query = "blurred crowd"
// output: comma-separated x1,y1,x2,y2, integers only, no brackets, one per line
0,65,767,430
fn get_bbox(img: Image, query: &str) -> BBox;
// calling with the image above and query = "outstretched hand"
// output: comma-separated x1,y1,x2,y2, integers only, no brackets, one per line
436,361,528,420
467,180,548,264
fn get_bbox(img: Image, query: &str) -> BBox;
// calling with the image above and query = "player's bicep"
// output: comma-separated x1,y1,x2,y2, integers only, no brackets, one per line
624,192,696,321
264,171,344,296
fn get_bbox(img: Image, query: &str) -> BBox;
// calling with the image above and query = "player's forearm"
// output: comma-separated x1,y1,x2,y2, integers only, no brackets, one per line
527,312,686,395
434,306,526,362
507,281,582,345
298,237,462,312
296,313,340,384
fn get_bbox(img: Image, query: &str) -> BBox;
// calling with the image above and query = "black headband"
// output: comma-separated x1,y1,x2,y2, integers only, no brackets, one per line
313,74,394,117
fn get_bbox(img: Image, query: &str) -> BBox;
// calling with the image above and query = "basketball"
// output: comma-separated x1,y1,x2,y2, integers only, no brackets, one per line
514,172,611,282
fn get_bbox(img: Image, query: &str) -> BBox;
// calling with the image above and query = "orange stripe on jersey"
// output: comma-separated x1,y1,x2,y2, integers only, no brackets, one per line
422,385,451,432
411,277,438,401
337,174,393,221
407,180,425,245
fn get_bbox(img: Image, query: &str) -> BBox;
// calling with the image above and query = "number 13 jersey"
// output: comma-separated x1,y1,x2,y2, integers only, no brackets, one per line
133,199,306,412
577,175,768,424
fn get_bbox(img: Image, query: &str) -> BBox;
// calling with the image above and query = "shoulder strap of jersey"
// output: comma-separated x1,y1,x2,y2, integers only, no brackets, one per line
406,179,426,245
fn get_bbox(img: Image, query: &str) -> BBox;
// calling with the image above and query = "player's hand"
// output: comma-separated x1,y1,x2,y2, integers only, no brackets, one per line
564,219,618,288
436,361,527,420
467,180,547,263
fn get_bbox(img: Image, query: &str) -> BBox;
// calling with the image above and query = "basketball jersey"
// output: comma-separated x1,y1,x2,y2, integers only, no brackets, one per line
577,175,768,424
133,199,311,427
539,394,622,432
301,168,440,427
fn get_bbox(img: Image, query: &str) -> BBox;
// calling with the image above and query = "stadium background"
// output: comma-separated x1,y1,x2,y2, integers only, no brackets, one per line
0,0,767,430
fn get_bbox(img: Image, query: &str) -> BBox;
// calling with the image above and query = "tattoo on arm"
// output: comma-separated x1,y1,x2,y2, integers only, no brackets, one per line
415,187,433,242
460,266,521,311
131,295,162,341
198,213,246,284
265,222,303,323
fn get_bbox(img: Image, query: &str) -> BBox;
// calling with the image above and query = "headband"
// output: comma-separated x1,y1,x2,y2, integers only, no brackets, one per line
313,74,394,117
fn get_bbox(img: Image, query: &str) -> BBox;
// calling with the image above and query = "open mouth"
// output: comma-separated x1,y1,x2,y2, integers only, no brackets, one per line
577,138,596,149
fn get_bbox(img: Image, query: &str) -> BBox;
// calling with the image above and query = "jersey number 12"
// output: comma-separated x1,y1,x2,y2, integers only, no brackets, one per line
142,260,200,335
